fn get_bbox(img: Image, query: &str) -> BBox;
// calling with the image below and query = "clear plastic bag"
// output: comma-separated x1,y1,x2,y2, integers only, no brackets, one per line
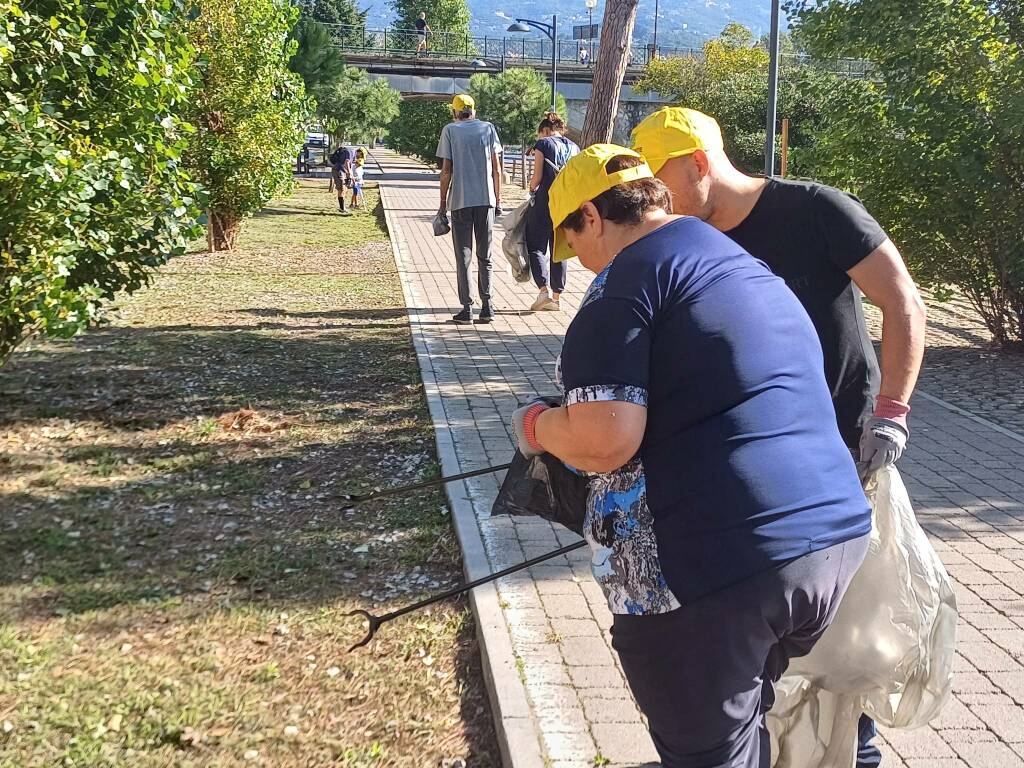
769,464,958,767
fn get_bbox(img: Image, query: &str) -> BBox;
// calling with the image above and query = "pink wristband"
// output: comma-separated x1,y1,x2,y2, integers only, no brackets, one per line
523,404,548,452
874,395,911,421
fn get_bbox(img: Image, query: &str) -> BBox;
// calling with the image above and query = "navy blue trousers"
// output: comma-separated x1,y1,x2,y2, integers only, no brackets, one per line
611,534,871,768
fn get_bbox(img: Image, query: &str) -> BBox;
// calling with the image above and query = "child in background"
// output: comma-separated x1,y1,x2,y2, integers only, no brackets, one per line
350,148,366,209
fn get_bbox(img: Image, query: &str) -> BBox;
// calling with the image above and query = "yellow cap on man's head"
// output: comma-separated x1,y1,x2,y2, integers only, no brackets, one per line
548,144,655,263
631,107,724,173
452,94,475,112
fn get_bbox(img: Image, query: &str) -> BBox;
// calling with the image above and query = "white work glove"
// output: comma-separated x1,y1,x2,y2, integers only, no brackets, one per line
510,400,551,457
858,417,908,480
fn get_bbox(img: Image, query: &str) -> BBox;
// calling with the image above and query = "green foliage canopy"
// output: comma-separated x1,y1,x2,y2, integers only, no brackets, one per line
0,0,202,362
296,0,366,28
289,16,347,93
787,0,1024,346
469,68,567,150
184,0,308,250
635,24,844,174
387,100,453,165
316,68,401,144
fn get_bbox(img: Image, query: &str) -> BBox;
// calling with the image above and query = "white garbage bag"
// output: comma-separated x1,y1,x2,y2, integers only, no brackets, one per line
769,464,958,768
499,197,534,283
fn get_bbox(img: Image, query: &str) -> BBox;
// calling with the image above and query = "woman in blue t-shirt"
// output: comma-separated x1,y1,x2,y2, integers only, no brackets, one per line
510,144,872,768
525,112,579,312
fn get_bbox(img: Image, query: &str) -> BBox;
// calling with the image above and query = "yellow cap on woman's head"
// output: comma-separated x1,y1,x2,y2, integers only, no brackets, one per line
548,144,655,263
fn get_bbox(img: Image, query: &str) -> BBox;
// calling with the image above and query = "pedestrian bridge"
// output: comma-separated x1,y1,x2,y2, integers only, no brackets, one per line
329,25,873,142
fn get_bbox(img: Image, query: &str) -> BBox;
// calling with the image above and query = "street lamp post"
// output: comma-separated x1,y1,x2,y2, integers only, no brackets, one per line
585,0,597,36
507,16,558,111
653,0,659,61
764,0,781,176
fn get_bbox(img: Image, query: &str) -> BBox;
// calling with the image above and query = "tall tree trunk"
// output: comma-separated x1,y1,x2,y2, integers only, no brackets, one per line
580,0,640,147
207,209,241,251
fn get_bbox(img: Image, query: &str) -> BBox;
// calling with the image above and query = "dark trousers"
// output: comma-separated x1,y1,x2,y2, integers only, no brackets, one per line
451,206,493,309
611,534,870,768
525,205,566,293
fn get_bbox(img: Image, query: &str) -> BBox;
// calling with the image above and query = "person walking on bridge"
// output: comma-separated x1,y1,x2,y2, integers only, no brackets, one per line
437,94,504,324
632,106,927,768
415,12,431,55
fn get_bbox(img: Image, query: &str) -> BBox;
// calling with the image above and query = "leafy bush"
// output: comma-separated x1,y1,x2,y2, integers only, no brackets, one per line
387,100,453,165
184,0,308,250
316,67,401,145
788,0,1024,347
634,25,840,174
0,0,202,364
469,68,568,151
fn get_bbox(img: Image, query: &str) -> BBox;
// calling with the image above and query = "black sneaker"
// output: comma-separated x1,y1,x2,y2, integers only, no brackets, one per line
452,308,473,324
476,306,494,324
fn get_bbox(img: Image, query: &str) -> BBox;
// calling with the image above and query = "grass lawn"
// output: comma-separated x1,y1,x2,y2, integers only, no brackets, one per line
0,179,498,767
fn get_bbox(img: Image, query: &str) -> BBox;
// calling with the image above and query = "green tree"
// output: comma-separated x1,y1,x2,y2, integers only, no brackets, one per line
469,68,568,154
184,0,308,250
634,23,842,173
387,100,452,165
0,0,202,364
289,17,347,93
787,0,1024,346
297,0,366,28
389,0,471,54
316,68,401,144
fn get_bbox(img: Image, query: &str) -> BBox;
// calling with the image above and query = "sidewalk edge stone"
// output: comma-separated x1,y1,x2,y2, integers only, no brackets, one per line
916,390,1024,445
377,164,547,768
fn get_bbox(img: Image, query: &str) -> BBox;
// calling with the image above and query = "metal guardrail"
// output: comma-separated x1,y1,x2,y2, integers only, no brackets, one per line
325,25,875,78
327,24,699,68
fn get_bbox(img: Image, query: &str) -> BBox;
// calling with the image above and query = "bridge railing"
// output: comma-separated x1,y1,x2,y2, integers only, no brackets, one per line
326,25,700,68
326,25,875,79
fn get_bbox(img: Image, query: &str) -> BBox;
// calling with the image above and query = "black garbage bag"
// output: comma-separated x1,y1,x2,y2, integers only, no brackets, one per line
491,450,589,535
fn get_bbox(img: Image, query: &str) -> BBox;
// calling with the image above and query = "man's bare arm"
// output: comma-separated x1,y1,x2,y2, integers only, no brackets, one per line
491,152,502,207
439,158,452,211
848,238,927,404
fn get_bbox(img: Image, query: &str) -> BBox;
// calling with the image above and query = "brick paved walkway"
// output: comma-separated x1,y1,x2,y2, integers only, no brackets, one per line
370,149,1024,768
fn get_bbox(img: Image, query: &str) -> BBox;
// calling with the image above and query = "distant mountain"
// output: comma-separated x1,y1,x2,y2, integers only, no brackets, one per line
361,0,786,50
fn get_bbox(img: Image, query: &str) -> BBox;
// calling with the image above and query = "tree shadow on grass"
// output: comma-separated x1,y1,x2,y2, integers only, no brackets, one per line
0,323,422,430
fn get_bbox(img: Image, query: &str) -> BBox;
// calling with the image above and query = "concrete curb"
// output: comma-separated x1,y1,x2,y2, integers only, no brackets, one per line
375,158,547,768
916,390,1024,446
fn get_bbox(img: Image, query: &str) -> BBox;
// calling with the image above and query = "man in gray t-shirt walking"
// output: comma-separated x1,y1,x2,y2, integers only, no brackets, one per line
437,94,503,324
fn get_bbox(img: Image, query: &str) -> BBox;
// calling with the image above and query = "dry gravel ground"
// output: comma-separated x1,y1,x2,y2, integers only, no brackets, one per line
0,180,498,767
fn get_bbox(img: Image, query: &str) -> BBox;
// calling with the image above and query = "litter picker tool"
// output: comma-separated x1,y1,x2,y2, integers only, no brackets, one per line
345,539,587,651
338,462,511,510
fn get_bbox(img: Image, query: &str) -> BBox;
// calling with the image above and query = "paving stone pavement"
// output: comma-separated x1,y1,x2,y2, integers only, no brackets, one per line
369,149,1024,768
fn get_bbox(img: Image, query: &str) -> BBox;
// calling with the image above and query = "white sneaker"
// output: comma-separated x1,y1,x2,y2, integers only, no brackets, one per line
540,297,561,311
530,289,551,311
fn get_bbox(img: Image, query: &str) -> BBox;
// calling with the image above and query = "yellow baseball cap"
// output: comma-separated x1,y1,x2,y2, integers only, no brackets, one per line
452,94,475,112
548,144,655,263
631,107,724,173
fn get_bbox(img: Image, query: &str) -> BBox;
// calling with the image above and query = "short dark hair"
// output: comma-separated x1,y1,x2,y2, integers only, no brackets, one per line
562,154,673,232
538,111,567,133
456,109,474,119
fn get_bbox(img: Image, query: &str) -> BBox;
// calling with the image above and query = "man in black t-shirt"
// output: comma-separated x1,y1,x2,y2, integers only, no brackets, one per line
633,107,927,768
415,12,431,55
